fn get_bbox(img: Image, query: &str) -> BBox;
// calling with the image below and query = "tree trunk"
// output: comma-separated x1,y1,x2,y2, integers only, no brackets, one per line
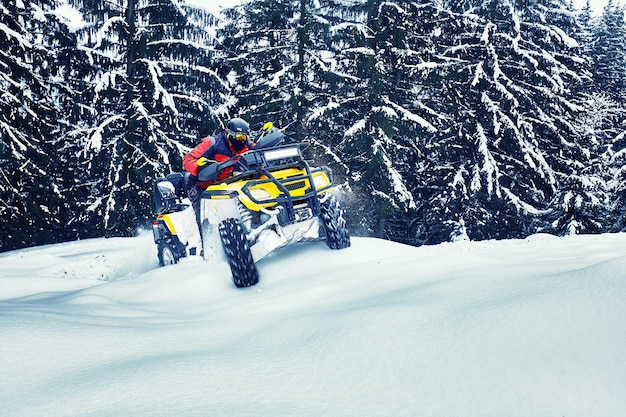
125,0,137,112
295,0,307,142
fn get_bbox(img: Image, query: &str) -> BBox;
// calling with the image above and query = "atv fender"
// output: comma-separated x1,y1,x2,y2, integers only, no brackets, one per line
153,205,202,263
199,193,241,225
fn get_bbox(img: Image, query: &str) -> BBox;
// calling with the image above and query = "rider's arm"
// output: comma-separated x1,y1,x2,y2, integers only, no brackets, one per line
183,137,215,176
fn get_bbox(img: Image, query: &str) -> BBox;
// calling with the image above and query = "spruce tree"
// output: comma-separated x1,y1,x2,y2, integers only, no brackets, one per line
219,0,306,135
63,0,229,238
591,0,626,102
0,0,74,251
304,0,440,240
419,0,593,241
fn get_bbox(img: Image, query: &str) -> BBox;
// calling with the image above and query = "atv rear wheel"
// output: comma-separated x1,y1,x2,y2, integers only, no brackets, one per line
320,195,351,250
218,218,259,288
158,241,181,266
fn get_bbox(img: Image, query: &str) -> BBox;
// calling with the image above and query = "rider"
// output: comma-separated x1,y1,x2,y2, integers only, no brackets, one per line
183,117,255,212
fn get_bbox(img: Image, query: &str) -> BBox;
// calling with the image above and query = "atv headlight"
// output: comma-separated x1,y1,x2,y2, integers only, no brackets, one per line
313,173,330,189
249,188,273,201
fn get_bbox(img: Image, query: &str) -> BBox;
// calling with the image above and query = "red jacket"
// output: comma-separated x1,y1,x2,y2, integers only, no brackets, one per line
183,131,253,188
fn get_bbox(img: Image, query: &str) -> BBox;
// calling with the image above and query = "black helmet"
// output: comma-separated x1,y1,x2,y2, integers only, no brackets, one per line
225,117,250,150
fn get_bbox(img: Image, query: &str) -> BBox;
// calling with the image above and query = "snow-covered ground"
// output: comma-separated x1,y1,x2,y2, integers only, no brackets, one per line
1,232,625,417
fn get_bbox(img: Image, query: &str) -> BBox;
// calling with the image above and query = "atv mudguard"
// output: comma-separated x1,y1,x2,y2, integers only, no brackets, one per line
199,192,241,225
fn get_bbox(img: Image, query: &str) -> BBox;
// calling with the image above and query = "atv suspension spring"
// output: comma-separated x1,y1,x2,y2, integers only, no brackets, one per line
238,201,253,232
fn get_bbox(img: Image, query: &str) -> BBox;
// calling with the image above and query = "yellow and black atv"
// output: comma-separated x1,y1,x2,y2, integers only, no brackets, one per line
152,129,351,287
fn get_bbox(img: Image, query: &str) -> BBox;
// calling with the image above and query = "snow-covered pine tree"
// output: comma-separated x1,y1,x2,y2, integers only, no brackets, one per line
419,0,593,241
63,0,229,238
304,0,440,240
577,0,594,38
531,0,611,235
219,0,357,137
0,0,74,251
591,0,626,103
388,2,486,244
573,0,626,233
606,115,626,230
353,0,441,240
544,0,626,236
219,0,303,134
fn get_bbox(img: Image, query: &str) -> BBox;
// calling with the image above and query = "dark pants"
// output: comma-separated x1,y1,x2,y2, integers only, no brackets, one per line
185,178,203,234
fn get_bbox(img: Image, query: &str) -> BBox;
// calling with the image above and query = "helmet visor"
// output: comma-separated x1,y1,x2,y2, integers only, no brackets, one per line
232,132,249,142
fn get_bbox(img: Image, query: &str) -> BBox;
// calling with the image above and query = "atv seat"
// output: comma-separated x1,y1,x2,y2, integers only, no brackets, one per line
154,172,189,214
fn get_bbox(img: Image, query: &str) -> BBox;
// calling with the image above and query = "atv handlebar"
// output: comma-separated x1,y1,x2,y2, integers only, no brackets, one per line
254,130,284,149
197,159,237,182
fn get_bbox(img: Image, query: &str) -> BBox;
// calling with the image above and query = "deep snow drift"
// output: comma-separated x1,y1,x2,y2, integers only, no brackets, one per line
1,232,625,417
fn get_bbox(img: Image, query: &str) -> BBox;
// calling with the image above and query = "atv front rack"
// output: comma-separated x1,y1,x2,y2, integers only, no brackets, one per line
201,161,333,226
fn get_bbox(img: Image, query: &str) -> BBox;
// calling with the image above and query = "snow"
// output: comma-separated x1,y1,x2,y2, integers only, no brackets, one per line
0,22,32,49
1,232,626,416
308,100,340,121
185,0,249,18
52,3,87,32
344,118,366,137
549,25,580,48
382,98,437,132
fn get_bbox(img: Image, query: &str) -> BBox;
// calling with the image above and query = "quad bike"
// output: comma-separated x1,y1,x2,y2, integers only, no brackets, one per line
151,128,351,287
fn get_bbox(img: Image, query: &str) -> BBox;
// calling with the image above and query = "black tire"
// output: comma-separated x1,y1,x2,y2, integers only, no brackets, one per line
319,195,351,250
218,218,259,288
158,241,181,266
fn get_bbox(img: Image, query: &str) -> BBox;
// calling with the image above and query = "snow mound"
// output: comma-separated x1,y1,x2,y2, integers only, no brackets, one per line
1,233,625,417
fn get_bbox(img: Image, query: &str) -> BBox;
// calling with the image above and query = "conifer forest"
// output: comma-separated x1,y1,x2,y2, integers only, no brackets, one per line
2,0,626,252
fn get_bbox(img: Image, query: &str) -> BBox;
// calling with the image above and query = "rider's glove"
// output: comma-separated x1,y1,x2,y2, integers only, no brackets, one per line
197,157,209,166
262,121,273,131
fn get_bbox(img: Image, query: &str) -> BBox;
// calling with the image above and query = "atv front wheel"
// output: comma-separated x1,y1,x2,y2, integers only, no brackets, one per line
158,241,181,266
320,195,351,250
218,218,259,287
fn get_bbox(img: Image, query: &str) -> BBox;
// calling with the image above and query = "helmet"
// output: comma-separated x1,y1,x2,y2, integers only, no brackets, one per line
225,117,250,150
